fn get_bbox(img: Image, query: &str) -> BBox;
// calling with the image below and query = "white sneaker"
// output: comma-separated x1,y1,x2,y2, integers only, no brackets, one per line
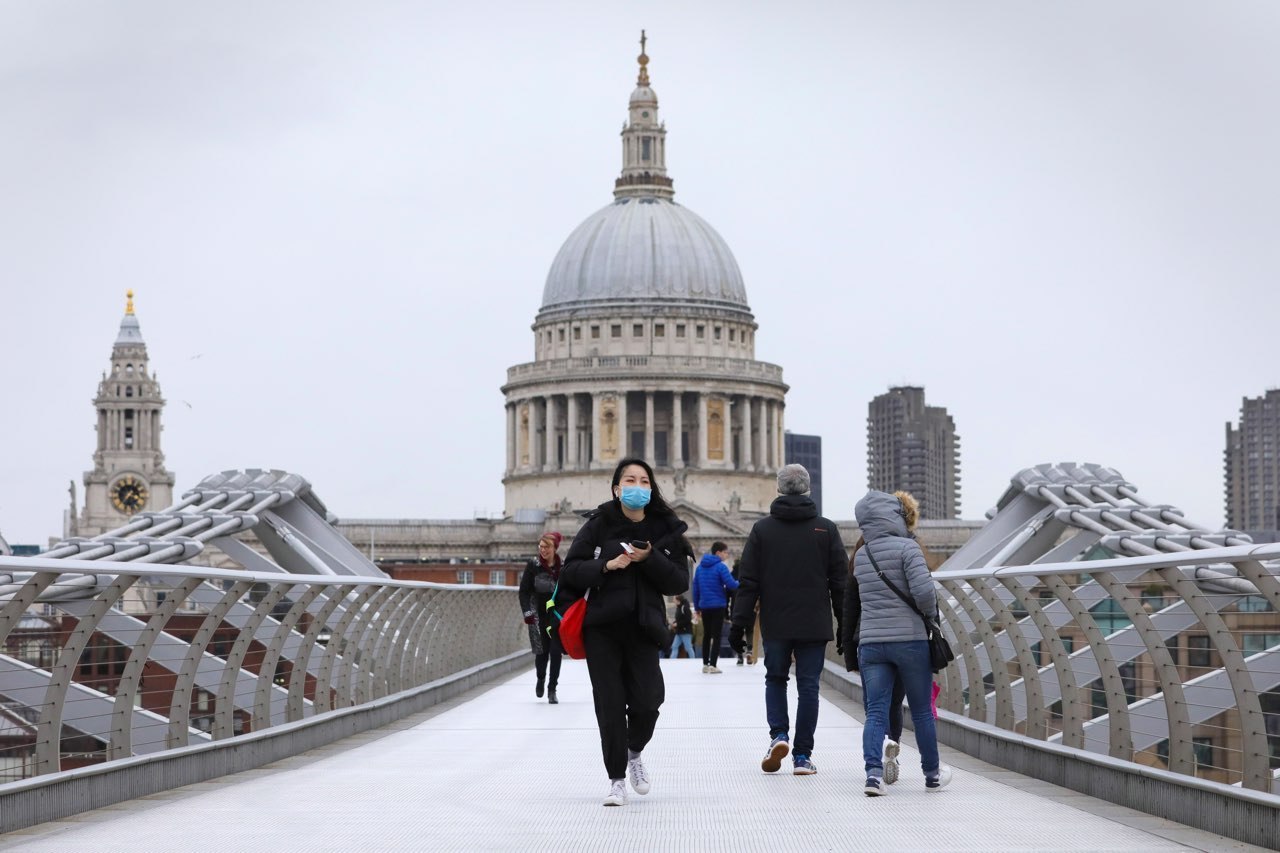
884,740,900,785
926,766,953,792
708,665,722,674
627,755,650,795
603,779,627,806
702,664,712,673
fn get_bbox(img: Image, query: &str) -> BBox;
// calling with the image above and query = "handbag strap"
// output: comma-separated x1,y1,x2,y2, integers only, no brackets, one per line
864,545,931,627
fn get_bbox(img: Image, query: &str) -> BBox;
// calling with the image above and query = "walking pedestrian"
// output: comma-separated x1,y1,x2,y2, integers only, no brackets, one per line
851,490,952,796
519,531,565,704
561,458,690,806
729,464,847,776
668,594,695,659
691,541,738,673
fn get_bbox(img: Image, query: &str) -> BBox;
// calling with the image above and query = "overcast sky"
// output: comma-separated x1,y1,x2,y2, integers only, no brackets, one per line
3,1,1278,545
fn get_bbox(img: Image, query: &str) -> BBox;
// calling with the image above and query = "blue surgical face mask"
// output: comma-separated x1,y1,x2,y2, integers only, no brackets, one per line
619,486,651,510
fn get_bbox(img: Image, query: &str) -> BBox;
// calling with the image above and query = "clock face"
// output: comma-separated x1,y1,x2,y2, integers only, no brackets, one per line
110,476,149,514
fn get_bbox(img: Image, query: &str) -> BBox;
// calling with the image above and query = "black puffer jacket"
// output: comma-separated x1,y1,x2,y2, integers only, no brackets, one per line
731,494,847,641
518,557,560,640
561,500,690,648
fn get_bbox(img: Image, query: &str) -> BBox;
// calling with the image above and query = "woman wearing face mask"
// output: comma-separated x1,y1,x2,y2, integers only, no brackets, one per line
561,457,690,807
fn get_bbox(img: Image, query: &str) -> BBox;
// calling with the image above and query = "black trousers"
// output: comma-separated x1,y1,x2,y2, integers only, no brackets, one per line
535,631,563,688
584,620,665,779
701,607,726,666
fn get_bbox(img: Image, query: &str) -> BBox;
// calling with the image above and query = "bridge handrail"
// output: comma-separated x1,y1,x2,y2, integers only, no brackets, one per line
915,542,1280,793
0,556,524,785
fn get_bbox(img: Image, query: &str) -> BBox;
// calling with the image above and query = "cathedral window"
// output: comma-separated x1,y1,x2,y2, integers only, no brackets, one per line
642,137,651,161
696,325,705,339
633,324,643,337
124,427,134,449
654,324,665,338
611,324,621,338
729,328,736,342
714,326,722,340
574,326,582,340
125,386,134,397
126,364,134,375
558,328,565,342
676,324,685,338
591,325,600,339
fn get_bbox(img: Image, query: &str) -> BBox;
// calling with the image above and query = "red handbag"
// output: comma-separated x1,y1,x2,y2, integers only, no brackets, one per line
557,590,589,659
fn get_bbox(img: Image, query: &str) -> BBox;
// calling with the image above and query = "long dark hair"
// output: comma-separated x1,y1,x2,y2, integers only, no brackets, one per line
610,457,674,517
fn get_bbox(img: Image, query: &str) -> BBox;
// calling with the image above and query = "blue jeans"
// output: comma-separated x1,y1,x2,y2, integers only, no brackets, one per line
669,632,695,659
859,640,939,777
763,639,827,757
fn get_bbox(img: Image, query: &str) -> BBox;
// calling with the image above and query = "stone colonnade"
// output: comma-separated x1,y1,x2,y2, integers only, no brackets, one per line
506,390,784,474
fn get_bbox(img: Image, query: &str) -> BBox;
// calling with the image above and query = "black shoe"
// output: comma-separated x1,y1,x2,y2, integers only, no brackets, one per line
536,678,545,698
548,688,558,704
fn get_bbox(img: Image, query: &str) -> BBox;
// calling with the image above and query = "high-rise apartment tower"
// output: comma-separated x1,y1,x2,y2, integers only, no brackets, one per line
866,386,960,519
1225,389,1280,533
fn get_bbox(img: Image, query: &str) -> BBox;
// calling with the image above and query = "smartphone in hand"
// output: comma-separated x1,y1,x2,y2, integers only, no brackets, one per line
620,542,636,555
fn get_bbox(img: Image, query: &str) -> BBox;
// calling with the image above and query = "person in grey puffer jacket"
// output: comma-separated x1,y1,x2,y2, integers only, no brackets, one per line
850,490,952,796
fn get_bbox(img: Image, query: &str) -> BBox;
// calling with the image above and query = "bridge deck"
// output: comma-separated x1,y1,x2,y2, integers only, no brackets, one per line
0,660,1264,852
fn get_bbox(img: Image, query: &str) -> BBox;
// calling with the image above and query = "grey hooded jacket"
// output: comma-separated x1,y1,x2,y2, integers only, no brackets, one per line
852,491,936,644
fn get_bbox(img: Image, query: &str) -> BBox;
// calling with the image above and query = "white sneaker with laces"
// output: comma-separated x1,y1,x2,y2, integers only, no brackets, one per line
627,755,651,795
926,765,953,792
883,740,900,785
603,779,627,806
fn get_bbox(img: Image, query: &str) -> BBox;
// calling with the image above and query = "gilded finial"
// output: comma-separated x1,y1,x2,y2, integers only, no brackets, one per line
125,289,135,315
637,29,650,87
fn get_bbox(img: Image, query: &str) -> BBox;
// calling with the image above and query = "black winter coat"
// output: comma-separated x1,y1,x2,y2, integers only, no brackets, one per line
518,557,560,641
561,500,690,649
731,494,847,641
672,598,693,634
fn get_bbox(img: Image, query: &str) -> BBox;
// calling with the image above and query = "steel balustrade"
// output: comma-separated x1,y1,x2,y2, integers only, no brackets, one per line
0,556,524,782
929,542,1280,792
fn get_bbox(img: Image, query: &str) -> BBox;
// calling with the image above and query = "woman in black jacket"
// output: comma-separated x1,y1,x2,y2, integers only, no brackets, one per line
561,457,689,807
518,531,564,704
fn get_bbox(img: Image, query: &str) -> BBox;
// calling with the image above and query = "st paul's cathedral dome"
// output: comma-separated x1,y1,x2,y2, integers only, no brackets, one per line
502,34,789,535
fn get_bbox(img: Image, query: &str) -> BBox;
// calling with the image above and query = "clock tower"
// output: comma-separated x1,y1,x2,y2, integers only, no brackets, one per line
79,291,176,535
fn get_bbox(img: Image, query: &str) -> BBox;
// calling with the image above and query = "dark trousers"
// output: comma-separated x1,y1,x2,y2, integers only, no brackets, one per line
889,675,905,742
584,621,665,779
535,632,563,688
701,607,726,666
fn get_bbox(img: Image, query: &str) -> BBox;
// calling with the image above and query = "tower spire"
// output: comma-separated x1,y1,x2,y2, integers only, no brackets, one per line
637,30,649,87
614,32,674,200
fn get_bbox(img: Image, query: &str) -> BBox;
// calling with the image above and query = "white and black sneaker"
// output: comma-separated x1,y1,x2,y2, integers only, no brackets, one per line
627,754,651,795
883,740,900,785
603,779,627,806
864,776,885,797
926,766,953,792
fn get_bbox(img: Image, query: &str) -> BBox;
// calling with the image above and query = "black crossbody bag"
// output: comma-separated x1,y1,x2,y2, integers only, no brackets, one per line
865,547,955,673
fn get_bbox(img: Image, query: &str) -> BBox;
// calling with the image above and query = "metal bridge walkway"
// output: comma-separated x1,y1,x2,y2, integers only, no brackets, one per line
0,660,1263,852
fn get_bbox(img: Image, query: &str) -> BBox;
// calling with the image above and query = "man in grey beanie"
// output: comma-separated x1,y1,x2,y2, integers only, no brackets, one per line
730,463,847,775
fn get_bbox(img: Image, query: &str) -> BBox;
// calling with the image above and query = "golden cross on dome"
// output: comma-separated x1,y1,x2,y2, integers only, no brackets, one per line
637,29,650,86
126,289,135,315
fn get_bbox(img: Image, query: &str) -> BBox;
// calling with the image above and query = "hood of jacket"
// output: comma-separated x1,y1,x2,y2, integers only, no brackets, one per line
769,493,818,521
697,552,725,571
855,490,909,542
